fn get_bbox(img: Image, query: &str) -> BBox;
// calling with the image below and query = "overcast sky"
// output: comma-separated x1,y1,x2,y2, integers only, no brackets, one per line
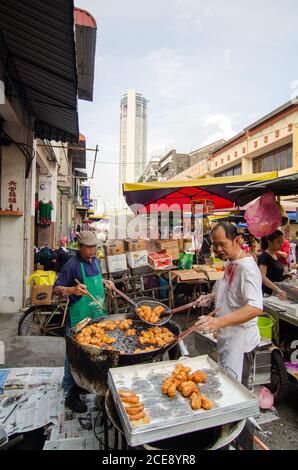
77,0,298,209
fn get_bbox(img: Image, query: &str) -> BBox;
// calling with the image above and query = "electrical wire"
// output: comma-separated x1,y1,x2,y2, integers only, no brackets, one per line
93,409,106,449
1,128,36,177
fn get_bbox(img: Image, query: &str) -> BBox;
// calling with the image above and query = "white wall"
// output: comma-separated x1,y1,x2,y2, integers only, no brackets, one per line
0,123,28,312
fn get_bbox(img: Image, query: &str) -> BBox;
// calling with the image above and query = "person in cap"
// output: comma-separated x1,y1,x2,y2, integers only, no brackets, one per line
54,231,114,412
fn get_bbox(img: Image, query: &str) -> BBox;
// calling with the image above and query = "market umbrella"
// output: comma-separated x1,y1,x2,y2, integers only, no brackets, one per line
123,172,277,213
229,172,298,206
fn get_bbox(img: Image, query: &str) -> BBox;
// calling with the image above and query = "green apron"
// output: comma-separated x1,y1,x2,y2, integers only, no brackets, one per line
69,259,106,327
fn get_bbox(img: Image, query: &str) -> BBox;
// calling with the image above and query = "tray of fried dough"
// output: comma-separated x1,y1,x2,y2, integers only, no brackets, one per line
107,355,259,447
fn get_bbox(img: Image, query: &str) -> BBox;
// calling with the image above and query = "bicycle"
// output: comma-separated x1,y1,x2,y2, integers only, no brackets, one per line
18,297,69,337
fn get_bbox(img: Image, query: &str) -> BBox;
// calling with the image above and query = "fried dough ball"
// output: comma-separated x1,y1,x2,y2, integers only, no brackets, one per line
125,328,136,336
119,390,137,398
190,392,202,410
119,319,133,330
178,381,199,397
128,411,145,421
130,413,151,427
120,395,139,404
134,346,157,354
126,404,144,415
200,395,213,410
136,305,165,323
161,364,212,411
138,327,175,347
188,371,207,384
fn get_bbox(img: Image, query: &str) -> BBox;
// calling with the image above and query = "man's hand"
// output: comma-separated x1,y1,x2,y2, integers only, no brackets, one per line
73,283,88,296
103,280,115,291
196,293,214,307
195,315,222,334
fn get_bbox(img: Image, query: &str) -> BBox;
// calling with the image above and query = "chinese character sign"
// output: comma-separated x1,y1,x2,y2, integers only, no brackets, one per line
8,180,17,211
82,186,91,208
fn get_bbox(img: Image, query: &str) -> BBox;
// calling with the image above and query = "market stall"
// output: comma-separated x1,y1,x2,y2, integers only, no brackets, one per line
122,172,277,212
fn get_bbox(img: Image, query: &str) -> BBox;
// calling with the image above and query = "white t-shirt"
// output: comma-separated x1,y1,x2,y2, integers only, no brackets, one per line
214,256,263,380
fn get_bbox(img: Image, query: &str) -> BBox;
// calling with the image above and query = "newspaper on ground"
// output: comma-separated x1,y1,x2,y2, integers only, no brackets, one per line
45,394,103,442
43,436,100,450
0,385,62,436
0,367,105,450
0,367,63,396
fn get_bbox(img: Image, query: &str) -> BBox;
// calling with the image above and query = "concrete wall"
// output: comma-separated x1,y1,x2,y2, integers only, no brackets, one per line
0,122,33,313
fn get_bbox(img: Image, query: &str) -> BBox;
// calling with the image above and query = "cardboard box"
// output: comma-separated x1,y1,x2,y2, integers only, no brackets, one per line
31,285,53,305
156,239,178,250
164,248,180,260
106,254,127,273
184,238,194,251
193,265,224,281
177,239,184,251
148,252,172,270
125,239,147,252
171,270,208,282
99,258,107,275
105,240,125,256
126,250,148,268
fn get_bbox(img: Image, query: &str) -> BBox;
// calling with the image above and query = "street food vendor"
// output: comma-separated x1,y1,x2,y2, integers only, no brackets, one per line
195,222,263,387
53,230,114,413
258,230,288,300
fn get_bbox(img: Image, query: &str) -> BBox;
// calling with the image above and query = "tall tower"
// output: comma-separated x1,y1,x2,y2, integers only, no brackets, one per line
119,90,148,208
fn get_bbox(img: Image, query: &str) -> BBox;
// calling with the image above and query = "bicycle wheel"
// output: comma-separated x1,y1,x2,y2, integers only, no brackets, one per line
18,304,65,336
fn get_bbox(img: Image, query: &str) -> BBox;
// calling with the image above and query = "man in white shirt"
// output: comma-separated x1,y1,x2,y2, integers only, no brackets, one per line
196,222,263,387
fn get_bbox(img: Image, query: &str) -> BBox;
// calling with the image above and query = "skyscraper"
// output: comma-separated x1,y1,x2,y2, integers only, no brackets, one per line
119,90,148,208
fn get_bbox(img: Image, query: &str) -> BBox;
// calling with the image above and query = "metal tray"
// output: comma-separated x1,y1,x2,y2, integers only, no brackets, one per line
107,355,259,447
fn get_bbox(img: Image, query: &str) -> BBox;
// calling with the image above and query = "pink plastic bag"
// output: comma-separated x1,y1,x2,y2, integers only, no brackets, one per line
244,192,282,237
254,386,274,410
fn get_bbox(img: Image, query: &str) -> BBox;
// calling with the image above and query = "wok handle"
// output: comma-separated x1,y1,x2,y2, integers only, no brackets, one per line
110,285,137,307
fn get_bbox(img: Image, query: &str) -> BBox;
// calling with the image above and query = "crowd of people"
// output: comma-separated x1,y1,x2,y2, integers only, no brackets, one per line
199,227,298,300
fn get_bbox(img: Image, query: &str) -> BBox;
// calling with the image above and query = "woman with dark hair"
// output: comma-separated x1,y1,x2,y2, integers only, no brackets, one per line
258,230,287,299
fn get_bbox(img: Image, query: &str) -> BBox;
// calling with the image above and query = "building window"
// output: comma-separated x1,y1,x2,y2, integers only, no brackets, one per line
264,136,268,144
242,147,246,154
234,151,237,158
215,164,242,177
252,144,292,173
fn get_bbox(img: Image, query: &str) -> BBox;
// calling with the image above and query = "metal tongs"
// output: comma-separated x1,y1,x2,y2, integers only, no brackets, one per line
75,278,106,312
153,308,219,361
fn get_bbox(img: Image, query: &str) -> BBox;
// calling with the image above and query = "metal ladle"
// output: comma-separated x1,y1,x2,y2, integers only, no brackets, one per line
111,285,205,327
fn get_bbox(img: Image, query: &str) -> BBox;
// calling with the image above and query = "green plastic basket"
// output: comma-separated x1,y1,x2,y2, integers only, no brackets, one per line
258,316,274,340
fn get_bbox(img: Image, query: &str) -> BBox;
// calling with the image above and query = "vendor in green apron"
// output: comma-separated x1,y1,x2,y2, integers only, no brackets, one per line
54,231,114,413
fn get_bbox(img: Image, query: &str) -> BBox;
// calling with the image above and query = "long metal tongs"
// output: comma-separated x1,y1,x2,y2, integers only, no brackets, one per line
154,307,219,360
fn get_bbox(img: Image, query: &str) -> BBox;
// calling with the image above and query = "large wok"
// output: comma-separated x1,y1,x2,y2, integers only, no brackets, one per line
66,313,181,396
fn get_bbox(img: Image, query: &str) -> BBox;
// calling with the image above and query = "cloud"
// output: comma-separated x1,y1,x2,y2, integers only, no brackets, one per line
175,0,203,32
143,48,193,98
223,49,232,65
202,113,237,146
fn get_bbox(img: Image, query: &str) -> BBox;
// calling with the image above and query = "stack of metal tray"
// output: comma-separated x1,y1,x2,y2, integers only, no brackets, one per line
107,355,259,447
